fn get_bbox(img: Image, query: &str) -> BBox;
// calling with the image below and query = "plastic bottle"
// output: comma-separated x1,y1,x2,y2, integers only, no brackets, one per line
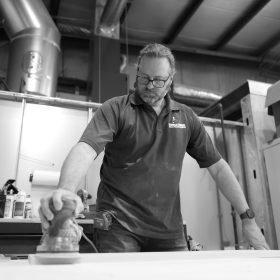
25,194,33,219
3,193,15,218
13,191,26,218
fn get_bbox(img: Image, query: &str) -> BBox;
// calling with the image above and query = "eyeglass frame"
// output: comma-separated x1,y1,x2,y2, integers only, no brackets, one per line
136,73,171,88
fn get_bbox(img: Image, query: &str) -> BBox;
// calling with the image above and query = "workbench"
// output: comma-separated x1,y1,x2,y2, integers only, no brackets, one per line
1,250,280,280
0,218,95,254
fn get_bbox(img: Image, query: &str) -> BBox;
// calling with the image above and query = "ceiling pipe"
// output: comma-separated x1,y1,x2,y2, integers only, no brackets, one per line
100,0,128,27
171,84,221,109
96,0,128,38
0,0,61,97
174,84,221,102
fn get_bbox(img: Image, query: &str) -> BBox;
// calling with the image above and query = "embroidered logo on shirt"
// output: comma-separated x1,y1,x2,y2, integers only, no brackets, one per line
169,115,186,128
169,123,186,128
172,116,177,123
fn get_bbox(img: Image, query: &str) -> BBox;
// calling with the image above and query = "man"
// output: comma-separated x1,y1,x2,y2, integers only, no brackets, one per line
40,43,269,252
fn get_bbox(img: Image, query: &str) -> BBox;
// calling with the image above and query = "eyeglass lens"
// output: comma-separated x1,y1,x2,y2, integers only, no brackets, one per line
138,76,166,88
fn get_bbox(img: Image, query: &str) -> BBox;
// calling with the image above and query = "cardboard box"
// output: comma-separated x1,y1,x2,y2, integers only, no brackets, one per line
266,81,280,137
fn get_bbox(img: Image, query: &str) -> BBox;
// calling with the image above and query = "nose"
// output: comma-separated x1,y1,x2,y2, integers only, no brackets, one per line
146,80,155,89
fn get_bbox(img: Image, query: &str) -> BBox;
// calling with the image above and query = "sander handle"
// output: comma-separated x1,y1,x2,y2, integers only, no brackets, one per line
48,199,76,237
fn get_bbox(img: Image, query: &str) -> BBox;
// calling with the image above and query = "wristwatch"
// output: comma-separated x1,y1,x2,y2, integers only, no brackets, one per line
240,209,255,220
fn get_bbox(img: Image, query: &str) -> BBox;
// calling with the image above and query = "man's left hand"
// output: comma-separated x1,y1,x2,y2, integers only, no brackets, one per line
242,219,270,250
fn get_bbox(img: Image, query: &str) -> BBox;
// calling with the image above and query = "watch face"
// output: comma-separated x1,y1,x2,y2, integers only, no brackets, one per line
240,209,255,220
246,209,255,219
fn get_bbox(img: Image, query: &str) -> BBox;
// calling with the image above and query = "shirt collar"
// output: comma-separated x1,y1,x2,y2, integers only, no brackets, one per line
129,91,181,112
166,94,181,111
129,91,145,106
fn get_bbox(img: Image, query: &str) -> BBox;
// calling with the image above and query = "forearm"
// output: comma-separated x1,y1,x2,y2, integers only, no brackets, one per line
208,159,249,214
208,159,269,249
58,142,97,192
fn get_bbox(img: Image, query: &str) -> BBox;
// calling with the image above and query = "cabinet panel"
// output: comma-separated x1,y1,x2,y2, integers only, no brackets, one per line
263,138,280,248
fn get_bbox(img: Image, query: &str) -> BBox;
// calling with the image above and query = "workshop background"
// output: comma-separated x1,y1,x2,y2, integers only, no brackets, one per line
1,0,280,253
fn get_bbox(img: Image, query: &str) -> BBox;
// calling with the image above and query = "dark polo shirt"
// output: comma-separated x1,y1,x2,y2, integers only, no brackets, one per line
79,92,221,239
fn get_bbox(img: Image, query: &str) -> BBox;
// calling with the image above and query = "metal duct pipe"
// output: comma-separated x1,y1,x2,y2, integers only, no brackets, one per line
57,23,91,39
0,0,61,97
169,84,222,111
174,84,221,102
98,0,128,37
100,0,128,27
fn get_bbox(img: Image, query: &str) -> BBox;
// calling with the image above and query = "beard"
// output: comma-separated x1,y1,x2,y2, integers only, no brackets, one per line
140,91,161,105
135,86,170,107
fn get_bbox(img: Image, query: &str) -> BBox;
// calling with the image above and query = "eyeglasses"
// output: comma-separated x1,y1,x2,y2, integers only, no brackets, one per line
136,75,170,88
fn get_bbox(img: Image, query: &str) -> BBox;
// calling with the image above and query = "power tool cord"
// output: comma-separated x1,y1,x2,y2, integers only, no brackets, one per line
73,220,99,253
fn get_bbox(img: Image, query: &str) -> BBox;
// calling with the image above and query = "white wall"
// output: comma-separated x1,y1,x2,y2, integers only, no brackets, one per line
17,103,88,193
180,126,244,250
0,100,96,216
0,100,23,187
180,153,221,250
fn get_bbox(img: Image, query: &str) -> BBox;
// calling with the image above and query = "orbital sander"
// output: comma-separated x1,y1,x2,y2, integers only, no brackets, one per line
29,199,83,265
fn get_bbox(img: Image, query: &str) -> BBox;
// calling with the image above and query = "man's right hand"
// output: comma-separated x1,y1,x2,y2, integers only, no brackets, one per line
39,188,84,231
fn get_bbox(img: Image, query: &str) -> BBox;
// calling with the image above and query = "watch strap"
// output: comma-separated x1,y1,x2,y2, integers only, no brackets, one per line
240,209,255,220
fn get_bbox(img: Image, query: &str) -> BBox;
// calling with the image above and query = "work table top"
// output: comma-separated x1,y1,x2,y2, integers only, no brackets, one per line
1,250,280,280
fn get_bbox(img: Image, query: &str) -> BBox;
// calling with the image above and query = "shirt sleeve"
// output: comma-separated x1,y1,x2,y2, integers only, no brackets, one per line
186,109,221,168
79,99,119,156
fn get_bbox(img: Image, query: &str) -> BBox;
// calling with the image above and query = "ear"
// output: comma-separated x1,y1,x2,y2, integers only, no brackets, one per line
133,81,137,88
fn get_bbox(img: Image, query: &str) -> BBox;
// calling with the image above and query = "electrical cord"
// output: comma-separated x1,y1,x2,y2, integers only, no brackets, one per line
74,210,117,253
81,231,99,253
73,219,99,253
